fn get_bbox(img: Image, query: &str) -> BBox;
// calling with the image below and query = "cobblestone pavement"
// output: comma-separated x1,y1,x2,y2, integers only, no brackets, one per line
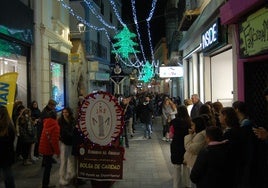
0,116,174,188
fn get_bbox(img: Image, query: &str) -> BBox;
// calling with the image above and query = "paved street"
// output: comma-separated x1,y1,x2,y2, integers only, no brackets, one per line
0,116,174,188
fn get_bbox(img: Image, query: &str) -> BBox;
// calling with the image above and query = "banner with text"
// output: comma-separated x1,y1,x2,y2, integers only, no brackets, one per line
0,72,18,117
77,146,124,180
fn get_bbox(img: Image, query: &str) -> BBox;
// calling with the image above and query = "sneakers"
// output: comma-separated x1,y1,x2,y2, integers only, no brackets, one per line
23,160,33,166
162,137,167,141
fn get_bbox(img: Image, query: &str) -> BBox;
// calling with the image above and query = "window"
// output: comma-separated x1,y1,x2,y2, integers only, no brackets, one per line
50,62,65,111
110,10,113,23
101,1,104,15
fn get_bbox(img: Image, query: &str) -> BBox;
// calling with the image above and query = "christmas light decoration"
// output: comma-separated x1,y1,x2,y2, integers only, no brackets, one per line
112,26,139,59
83,0,117,30
139,61,154,83
58,0,160,69
131,0,147,63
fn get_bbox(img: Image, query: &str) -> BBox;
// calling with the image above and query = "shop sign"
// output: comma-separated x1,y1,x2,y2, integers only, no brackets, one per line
159,66,183,78
239,7,268,57
70,53,80,63
201,19,220,51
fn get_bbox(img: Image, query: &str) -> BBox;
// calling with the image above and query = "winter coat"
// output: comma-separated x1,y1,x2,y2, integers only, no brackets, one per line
190,141,235,188
0,123,16,167
18,117,36,143
39,118,60,156
58,117,75,146
184,130,206,168
170,119,189,164
139,101,154,124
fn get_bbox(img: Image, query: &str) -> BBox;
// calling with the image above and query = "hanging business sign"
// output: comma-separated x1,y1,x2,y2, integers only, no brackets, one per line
159,66,183,78
201,19,221,52
239,7,268,58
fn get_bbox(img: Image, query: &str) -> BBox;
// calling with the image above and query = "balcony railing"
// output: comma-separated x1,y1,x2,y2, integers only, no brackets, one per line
88,40,107,59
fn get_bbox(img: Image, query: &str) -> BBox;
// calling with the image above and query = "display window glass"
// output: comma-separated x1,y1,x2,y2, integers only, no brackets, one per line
50,62,65,111
0,55,27,105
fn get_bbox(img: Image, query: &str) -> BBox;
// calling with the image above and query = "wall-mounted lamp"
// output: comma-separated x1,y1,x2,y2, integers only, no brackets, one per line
77,22,86,33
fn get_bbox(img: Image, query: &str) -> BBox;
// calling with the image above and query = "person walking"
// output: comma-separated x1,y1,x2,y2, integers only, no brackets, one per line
39,111,60,188
139,95,154,139
169,105,191,188
162,97,177,141
58,107,76,186
0,106,16,188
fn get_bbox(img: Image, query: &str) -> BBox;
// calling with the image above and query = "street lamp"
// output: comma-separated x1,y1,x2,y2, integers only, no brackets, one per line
77,22,86,33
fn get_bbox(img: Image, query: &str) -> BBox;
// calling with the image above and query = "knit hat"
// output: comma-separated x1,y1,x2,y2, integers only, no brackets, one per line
48,99,57,106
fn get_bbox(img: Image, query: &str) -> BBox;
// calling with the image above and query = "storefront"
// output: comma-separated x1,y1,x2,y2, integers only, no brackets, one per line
179,0,232,104
0,0,33,106
201,18,233,107
220,0,268,126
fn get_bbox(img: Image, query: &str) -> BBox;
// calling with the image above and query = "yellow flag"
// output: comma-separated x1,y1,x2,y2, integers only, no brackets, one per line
0,72,18,118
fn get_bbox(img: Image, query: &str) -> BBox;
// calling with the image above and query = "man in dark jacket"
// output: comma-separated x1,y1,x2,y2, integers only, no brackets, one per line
139,96,154,139
190,94,203,119
190,126,235,188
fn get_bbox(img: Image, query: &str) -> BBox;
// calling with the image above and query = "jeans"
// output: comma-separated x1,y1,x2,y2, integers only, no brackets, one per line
0,166,15,188
143,123,152,138
42,155,53,187
59,142,75,185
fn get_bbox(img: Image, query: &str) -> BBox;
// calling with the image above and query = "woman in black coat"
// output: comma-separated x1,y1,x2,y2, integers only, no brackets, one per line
169,105,191,188
0,106,16,188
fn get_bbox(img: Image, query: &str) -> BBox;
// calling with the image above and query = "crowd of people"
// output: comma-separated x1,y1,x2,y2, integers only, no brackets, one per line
0,89,268,188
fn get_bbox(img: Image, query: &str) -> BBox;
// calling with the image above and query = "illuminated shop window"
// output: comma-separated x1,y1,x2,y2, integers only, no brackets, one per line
50,62,65,111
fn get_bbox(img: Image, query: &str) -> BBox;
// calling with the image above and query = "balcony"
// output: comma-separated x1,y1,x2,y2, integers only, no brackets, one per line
178,0,204,31
88,40,107,59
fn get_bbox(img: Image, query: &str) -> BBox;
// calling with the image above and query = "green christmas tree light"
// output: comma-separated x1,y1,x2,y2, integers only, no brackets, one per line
139,61,154,83
112,26,139,59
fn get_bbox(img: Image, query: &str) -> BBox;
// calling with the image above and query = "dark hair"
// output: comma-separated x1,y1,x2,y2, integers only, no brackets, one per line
176,105,191,127
232,101,248,116
192,116,206,133
199,104,211,115
220,107,239,128
47,110,57,119
206,126,223,141
212,102,223,113
0,106,14,136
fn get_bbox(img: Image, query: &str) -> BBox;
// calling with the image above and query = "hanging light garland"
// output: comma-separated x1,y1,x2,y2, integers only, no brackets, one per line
58,0,159,70
83,0,117,30
130,0,147,63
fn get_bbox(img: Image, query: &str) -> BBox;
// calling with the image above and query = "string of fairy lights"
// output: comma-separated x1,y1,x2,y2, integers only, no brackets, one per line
58,0,159,71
